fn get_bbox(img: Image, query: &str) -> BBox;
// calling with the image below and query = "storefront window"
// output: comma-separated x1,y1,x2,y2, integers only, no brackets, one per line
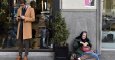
102,0,115,49
0,0,53,50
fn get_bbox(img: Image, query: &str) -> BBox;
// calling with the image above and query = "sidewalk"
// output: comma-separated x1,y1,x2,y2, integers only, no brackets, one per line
0,50,115,60
0,52,54,60
100,50,115,60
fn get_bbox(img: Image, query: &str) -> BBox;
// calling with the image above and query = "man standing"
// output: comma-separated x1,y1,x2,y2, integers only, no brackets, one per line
16,0,35,60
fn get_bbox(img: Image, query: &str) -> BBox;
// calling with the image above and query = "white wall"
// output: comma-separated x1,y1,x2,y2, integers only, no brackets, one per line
61,0,96,9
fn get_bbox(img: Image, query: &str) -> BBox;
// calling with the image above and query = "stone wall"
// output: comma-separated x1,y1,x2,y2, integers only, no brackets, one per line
61,9,97,51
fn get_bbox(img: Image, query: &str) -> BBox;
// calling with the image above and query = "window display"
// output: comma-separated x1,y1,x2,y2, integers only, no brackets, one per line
0,0,53,50
102,0,115,49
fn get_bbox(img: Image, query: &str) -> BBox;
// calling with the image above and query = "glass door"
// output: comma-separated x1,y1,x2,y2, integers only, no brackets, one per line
102,0,115,49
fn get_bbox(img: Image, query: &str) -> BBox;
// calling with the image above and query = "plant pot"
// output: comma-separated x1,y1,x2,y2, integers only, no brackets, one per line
54,46,69,60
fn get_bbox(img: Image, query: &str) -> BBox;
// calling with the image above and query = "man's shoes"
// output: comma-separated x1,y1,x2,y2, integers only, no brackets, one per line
16,56,22,60
23,56,28,60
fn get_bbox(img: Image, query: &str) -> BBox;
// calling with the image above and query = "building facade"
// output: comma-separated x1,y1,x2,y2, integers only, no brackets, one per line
61,1,115,59
0,0,115,59
60,0,100,53
0,0,103,53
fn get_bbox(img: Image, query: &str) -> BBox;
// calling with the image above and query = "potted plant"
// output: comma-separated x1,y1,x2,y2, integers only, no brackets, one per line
52,12,69,60
52,12,69,47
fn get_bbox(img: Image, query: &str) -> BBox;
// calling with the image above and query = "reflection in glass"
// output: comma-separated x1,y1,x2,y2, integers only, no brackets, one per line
102,0,115,49
0,0,53,50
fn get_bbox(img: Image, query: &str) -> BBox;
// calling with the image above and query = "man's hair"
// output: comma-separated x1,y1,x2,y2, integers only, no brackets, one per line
30,1,36,8
20,0,26,4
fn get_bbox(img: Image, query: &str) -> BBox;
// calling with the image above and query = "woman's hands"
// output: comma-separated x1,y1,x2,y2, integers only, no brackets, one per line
80,41,88,47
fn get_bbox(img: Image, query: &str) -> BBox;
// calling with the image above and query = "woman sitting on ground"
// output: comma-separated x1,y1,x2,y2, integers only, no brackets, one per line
72,31,99,60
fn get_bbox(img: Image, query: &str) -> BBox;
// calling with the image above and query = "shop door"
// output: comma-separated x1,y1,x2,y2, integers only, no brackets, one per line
102,0,115,49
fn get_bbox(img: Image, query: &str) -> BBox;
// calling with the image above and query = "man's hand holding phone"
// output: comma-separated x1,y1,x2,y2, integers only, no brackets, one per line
18,16,25,20
20,16,25,19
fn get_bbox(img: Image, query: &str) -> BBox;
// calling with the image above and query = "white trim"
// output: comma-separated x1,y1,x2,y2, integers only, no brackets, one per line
101,49,115,51
96,0,102,54
61,9,96,12
100,0,103,54
60,0,62,10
